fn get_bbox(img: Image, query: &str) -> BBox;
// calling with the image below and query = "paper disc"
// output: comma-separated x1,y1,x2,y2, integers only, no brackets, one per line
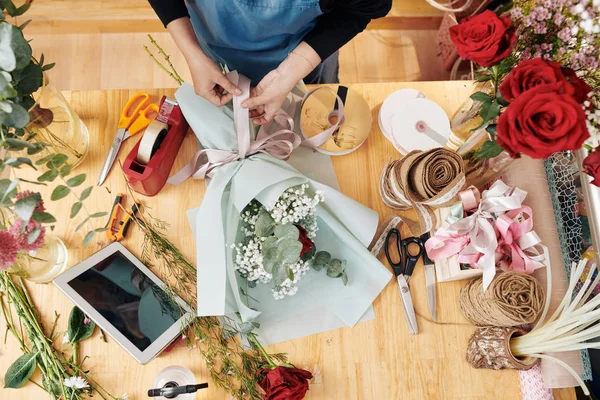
300,86,372,156
390,99,451,154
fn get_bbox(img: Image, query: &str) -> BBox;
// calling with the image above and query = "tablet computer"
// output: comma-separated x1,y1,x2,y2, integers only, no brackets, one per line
53,242,193,364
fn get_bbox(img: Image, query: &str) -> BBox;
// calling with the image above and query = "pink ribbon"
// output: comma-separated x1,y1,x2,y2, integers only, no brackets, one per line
425,180,544,290
168,72,346,184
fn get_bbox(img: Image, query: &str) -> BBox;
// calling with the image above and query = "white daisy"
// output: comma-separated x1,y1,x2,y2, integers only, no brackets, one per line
63,376,90,389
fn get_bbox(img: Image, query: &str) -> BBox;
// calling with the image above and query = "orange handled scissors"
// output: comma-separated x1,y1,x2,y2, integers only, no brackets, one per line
97,92,159,185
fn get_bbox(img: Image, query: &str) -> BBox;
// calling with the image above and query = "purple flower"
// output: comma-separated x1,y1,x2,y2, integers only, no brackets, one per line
558,27,572,41
553,13,565,26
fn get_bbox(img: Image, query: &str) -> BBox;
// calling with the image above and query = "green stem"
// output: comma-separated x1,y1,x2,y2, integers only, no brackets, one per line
247,333,276,369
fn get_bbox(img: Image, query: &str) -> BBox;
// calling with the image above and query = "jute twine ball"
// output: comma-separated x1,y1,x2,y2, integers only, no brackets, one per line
459,271,545,327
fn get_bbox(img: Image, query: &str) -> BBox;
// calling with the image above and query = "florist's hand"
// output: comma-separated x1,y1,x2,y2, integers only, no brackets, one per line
241,68,297,125
188,55,242,106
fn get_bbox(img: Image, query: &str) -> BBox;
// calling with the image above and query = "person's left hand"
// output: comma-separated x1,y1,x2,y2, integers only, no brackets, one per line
241,68,297,125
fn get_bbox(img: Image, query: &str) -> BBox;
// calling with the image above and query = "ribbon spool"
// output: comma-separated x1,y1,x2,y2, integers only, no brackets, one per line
300,85,371,156
136,120,170,165
378,88,426,141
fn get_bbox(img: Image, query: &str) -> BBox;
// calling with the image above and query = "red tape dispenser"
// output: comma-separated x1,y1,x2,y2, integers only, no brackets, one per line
122,97,189,196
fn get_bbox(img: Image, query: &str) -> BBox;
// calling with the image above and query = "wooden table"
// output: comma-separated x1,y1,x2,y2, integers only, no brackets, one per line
0,82,576,400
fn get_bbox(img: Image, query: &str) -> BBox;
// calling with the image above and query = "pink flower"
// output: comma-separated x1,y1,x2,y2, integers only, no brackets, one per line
9,219,46,252
83,316,91,325
15,191,45,213
0,230,19,271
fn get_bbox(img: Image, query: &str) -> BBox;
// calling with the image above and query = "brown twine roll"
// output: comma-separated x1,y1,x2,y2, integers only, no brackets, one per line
459,271,545,327
379,148,465,236
466,327,539,370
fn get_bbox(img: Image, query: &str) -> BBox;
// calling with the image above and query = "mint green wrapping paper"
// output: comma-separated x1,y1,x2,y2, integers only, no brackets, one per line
175,82,392,344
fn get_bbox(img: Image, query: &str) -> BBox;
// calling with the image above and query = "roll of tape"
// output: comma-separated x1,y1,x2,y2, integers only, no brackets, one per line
135,120,169,165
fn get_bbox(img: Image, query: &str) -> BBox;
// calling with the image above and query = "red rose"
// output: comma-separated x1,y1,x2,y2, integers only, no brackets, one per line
296,225,314,256
583,150,600,187
259,366,313,400
499,58,592,103
449,10,516,67
497,84,589,158
561,67,592,104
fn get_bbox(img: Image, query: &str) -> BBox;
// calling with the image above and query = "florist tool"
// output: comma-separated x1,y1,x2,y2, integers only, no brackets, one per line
105,193,141,242
122,97,189,196
148,383,209,398
150,366,201,400
420,232,437,322
300,85,371,156
97,92,159,185
384,228,424,334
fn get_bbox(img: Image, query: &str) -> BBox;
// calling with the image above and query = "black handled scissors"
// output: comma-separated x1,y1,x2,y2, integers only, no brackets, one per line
384,228,424,334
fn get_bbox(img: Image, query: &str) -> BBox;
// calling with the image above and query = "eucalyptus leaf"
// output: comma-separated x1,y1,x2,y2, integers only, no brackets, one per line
0,100,29,127
89,212,107,218
272,264,288,286
75,217,89,232
50,185,70,201
14,62,42,95
313,251,331,266
46,154,68,169
37,168,58,182
341,271,349,286
4,157,35,169
286,265,294,281
68,306,95,343
66,173,86,188
0,23,32,71
79,186,92,201
274,224,299,240
0,178,18,206
14,192,41,223
4,138,36,150
301,246,316,261
255,213,275,237
35,154,54,166
32,211,56,223
27,227,41,244
308,260,322,271
0,71,17,99
83,231,95,246
263,247,278,273
278,238,302,264
327,259,344,278
3,353,37,389
70,202,82,218
59,164,72,177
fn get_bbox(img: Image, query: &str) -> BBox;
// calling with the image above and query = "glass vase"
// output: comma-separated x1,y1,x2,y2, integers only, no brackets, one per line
11,234,69,284
26,80,90,169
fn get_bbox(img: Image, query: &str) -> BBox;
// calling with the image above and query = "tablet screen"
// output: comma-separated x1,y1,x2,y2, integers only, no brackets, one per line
67,251,184,351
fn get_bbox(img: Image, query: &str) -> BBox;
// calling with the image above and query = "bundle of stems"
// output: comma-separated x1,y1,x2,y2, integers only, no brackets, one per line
0,272,119,399
511,259,600,395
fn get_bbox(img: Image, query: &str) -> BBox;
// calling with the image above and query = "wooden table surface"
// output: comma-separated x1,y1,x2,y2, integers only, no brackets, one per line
0,82,576,400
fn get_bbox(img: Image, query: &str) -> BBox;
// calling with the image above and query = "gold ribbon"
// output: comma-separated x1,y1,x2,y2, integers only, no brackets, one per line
379,148,466,235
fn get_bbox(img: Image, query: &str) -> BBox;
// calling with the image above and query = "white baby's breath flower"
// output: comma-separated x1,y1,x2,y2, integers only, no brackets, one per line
63,376,90,389
62,333,70,344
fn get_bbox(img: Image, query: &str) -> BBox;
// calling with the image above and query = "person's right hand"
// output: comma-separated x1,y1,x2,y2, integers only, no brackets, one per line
188,55,242,106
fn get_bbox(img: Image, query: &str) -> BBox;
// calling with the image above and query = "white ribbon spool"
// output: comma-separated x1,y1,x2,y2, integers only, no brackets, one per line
378,88,427,141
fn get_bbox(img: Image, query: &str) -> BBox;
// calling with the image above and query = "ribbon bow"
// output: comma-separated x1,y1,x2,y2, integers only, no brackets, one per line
425,180,534,290
168,72,346,183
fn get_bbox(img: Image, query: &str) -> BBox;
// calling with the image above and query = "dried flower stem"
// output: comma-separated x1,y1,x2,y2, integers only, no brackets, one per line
144,34,184,86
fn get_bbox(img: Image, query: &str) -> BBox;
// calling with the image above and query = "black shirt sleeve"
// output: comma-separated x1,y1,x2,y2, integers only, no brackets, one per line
148,0,189,27
305,0,393,61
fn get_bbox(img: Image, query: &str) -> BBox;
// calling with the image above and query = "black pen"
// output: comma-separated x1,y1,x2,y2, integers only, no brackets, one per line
148,383,209,398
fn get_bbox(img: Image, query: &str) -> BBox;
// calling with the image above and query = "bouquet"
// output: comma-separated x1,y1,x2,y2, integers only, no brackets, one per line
449,6,599,180
172,72,392,344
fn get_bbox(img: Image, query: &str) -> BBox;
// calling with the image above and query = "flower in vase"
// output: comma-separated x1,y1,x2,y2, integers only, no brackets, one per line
259,366,313,400
9,219,46,252
449,10,516,67
497,84,589,158
15,190,45,212
583,149,600,186
0,230,19,271
63,376,90,389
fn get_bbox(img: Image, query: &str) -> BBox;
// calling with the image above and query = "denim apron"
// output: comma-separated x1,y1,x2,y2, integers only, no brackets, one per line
186,0,324,84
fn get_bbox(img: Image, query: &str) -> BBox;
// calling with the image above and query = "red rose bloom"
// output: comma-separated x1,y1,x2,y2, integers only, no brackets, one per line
497,83,589,159
296,225,314,256
499,58,592,103
259,366,313,400
449,10,516,67
561,67,592,104
583,150,600,187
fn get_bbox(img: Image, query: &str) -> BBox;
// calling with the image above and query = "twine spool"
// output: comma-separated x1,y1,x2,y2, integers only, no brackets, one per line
466,327,539,370
459,271,544,327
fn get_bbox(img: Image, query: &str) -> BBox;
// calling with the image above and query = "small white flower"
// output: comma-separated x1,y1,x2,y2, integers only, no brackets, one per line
62,334,69,344
120,394,129,400
63,376,90,389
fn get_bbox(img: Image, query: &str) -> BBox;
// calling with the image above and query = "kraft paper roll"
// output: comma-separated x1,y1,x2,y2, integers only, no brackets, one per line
501,156,584,389
135,120,169,165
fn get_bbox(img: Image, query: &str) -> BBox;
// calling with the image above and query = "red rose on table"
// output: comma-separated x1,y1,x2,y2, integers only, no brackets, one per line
296,225,314,256
259,366,313,400
449,10,516,67
499,58,592,103
583,150,600,187
561,67,592,104
497,83,589,159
